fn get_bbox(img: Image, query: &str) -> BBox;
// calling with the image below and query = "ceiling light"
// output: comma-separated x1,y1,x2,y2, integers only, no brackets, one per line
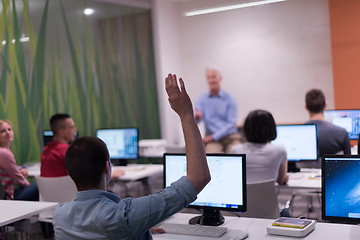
84,8,94,15
185,0,288,17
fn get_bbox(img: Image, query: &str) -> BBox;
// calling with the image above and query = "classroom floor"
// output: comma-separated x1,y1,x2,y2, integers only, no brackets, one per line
3,172,322,239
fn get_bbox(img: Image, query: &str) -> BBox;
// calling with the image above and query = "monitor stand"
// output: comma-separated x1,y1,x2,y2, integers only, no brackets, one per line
188,209,224,226
112,159,128,166
288,162,300,172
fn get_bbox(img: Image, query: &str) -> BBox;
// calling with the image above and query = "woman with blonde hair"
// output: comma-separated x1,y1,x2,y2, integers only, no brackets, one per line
0,120,38,200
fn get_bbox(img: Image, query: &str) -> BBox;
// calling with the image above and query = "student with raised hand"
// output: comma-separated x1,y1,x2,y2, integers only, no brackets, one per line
53,73,211,240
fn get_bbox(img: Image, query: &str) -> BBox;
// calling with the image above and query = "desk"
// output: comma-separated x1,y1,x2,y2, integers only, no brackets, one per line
0,200,58,227
26,163,163,180
280,169,321,189
112,164,163,181
110,164,163,196
154,213,360,240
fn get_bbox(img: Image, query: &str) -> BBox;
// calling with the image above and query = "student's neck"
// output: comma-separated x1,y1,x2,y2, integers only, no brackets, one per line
52,136,68,144
0,143,10,149
309,112,324,121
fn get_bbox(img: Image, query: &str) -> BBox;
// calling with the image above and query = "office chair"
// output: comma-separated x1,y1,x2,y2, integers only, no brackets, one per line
35,175,77,238
239,180,280,219
35,175,77,221
0,181,12,200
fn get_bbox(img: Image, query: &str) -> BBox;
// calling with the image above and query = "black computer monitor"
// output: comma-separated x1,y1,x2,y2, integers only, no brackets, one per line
272,124,318,161
324,109,360,140
272,124,318,172
322,155,360,224
42,130,79,146
96,128,139,165
164,153,247,226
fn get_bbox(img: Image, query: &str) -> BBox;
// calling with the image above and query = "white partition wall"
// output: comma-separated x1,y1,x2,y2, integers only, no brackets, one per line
153,0,334,144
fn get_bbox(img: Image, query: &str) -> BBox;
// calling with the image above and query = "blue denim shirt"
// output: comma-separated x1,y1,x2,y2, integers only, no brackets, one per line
53,176,197,240
195,90,238,141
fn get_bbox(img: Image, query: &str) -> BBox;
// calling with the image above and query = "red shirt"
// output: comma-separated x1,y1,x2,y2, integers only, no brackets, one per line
40,142,69,177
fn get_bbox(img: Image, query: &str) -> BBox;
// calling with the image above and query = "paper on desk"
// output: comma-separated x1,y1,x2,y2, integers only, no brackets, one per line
220,229,248,240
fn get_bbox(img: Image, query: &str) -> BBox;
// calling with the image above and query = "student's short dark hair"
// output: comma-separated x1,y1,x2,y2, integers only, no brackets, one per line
243,110,277,144
50,113,71,134
65,136,110,189
305,89,326,113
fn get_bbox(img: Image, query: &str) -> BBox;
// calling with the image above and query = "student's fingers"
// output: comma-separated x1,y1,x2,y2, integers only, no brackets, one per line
179,78,186,93
151,228,165,234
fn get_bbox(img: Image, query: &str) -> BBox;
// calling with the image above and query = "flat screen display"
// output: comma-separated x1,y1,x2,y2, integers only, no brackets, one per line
322,155,360,223
272,124,318,161
96,128,138,159
324,109,360,140
164,153,246,212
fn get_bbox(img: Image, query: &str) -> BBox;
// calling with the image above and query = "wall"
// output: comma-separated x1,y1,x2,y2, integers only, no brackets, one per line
329,0,360,109
153,0,335,144
152,0,185,144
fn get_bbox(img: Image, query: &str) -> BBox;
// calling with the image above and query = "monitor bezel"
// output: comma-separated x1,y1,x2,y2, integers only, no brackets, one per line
274,124,319,161
321,154,360,224
163,153,247,213
324,109,360,140
95,127,139,160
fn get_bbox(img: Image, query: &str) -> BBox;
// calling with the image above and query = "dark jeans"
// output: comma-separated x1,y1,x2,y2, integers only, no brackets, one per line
14,182,39,201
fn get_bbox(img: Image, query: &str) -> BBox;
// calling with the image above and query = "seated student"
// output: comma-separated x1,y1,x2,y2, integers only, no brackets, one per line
230,110,289,185
0,120,38,200
305,89,350,155
40,114,77,177
53,74,211,239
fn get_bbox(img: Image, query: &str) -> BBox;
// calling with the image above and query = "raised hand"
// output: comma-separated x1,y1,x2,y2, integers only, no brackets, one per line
165,73,193,119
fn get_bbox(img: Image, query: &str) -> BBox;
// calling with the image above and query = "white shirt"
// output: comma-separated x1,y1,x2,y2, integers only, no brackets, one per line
231,142,287,184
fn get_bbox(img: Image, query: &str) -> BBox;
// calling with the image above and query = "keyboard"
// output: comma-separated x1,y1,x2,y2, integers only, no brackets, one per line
159,222,228,237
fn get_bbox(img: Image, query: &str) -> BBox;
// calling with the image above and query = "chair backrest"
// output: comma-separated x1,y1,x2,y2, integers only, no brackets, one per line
239,180,280,219
35,175,77,202
0,180,7,199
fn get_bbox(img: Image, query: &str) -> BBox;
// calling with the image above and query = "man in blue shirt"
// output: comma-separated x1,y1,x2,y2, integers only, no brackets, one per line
195,68,240,153
298,89,351,168
53,73,211,240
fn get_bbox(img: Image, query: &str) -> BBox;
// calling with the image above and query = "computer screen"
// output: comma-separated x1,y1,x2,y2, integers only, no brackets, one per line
322,155,360,224
164,153,246,226
272,124,318,161
96,128,139,160
42,130,79,146
324,109,360,140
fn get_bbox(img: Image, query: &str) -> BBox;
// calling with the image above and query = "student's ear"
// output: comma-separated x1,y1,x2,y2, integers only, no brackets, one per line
104,160,112,175
324,102,328,109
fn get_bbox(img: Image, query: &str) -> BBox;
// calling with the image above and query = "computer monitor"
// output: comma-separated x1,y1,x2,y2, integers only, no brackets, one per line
324,109,360,140
96,128,139,165
272,124,318,161
164,153,246,226
322,155,360,224
42,130,79,146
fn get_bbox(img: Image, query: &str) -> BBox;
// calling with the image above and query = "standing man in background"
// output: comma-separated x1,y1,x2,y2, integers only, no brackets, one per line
195,68,241,153
40,114,77,177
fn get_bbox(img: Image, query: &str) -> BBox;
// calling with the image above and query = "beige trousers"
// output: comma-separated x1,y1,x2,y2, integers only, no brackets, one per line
205,133,242,153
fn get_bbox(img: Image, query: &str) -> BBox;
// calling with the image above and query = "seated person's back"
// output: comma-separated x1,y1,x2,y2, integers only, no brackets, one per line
305,89,351,155
41,114,77,177
231,110,288,185
306,119,350,155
